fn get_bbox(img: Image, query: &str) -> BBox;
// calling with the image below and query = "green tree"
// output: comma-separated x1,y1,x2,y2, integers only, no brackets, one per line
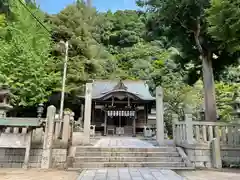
138,0,239,121
0,0,60,106
48,1,117,94
206,0,240,53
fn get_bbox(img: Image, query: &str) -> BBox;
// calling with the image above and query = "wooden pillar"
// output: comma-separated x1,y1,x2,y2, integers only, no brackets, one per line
104,111,107,136
83,83,93,144
92,103,95,125
132,111,136,137
156,86,164,145
145,104,148,125
78,104,84,125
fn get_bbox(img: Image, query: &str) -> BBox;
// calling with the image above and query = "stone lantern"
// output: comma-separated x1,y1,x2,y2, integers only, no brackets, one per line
232,91,240,122
0,86,13,118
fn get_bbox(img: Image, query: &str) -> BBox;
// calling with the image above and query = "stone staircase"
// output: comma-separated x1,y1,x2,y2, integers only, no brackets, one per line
68,146,194,169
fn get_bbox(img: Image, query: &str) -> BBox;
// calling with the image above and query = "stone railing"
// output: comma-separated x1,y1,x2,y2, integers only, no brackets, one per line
172,107,240,168
173,116,240,146
0,105,74,169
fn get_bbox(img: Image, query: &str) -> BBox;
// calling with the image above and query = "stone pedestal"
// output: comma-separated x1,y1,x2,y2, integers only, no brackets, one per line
156,86,164,144
83,83,93,144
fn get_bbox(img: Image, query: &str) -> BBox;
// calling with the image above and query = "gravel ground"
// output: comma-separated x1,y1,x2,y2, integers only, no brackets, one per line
0,169,79,180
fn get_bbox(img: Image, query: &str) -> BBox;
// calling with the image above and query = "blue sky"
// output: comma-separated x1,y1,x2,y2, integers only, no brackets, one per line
36,0,140,14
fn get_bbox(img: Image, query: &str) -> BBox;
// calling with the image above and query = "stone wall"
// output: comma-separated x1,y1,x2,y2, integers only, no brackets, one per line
181,144,240,168
0,148,67,168
221,146,240,167
181,144,212,168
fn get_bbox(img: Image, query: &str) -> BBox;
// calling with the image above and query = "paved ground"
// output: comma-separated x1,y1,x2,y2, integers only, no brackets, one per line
94,137,155,148
0,169,78,180
78,168,183,180
0,168,239,180
178,169,240,180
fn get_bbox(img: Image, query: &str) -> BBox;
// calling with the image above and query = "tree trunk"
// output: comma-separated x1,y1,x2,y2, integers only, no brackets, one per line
202,52,217,121
194,18,217,122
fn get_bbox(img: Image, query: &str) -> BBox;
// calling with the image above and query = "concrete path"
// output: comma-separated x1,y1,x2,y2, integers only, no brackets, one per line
77,168,184,180
94,137,155,148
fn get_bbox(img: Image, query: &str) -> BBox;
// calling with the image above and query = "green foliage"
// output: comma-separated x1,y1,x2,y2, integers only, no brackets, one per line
138,0,239,82
0,0,238,124
215,82,239,121
0,14,5,27
0,0,60,106
48,1,117,94
206,0,240,53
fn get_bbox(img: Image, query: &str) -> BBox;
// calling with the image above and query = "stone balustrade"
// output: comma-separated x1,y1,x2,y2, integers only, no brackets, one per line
172,105,240,169
174,119,240,146
0,105,74,169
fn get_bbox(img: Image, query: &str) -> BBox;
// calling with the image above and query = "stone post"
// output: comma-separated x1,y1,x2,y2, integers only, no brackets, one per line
156,86,164,145
212,138,222,169
172,113,179,143
22,130,32,169
41,105,56,169
83,83,93,144
54,114,60,139
184,105,194,144
232,92,240,123
62,111,71,146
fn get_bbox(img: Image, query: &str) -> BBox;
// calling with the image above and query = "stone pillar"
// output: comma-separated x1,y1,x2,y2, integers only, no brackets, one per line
104,111,107,136
172,113,178,143
69,112,74,144
83,83,93,144
156,86,164,145
22,130,32,169
212,138,222,169
232,92,240,123
184,105,194,144
41,105,56,169
62,111,71,145
54,114,60,139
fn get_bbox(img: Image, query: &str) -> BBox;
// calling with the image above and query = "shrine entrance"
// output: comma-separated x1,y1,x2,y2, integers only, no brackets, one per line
105,109,136,136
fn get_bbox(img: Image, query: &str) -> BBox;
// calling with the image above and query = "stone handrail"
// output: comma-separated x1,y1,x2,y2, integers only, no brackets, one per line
173,114,240,146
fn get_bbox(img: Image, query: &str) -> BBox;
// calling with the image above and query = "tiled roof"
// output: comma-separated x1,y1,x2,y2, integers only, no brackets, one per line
91,80,155,101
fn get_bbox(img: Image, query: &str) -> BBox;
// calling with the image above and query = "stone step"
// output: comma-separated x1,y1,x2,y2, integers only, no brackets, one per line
68,166,195,171
72,162,186,168
75,147,177,153
73,156,183,162
75,151,180,157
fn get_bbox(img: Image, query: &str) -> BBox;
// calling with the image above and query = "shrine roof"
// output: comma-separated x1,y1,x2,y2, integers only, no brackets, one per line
90,80,155,101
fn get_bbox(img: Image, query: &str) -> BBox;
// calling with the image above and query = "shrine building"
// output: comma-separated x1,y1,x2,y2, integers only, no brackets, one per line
79,80,156,136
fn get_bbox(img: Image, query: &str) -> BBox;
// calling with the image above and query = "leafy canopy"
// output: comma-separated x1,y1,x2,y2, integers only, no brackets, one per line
0,0,60,106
